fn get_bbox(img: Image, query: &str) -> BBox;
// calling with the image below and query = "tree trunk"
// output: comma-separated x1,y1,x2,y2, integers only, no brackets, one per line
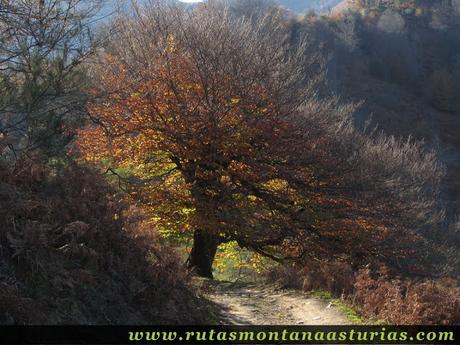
187,230,220,278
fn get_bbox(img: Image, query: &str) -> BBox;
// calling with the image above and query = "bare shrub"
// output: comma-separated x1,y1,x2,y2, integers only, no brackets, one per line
291,94,444,272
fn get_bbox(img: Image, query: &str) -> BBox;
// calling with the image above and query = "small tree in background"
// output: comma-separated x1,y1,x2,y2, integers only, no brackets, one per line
0,0,104,162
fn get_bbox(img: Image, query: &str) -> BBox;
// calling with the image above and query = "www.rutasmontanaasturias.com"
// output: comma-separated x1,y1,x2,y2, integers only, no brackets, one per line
128,327,455,343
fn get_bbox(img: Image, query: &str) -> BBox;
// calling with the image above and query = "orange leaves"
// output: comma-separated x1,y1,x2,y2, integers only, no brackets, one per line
311,193,355,209
75,21,414,270
317,217,387,234
76,126,110,162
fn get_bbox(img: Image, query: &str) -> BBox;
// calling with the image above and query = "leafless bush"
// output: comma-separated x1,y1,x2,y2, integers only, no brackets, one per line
106,0,321,104
301,96,444,225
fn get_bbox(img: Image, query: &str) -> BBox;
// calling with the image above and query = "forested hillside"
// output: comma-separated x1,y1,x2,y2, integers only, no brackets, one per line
319,0,460,216
0,0,459,326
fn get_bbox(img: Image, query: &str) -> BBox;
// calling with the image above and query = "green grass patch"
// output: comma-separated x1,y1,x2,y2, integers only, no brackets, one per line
308,290,383,325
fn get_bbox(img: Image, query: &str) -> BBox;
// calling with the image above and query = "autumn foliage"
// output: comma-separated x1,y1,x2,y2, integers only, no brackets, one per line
77,1,443,279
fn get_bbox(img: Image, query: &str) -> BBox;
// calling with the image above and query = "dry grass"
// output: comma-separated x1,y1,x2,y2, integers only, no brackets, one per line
0,160,210,325
354,267,460,325
267,261,460,325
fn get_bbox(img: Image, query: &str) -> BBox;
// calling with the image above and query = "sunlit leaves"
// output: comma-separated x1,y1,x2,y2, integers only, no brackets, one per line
75,2,441,272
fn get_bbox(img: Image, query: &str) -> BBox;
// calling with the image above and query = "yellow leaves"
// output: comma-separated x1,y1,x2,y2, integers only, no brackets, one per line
165,33,177,54
213,241,272,276
228,160,250,174
223,97,241,108
219,175,231,184
262,178,289,191
180,207,194,215
247,195,258,202
214,242,241,273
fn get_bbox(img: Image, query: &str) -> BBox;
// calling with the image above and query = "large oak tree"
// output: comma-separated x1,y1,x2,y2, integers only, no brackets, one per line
78,0,443,277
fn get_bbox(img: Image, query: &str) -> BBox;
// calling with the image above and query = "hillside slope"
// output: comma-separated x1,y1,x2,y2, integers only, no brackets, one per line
0,162,212,324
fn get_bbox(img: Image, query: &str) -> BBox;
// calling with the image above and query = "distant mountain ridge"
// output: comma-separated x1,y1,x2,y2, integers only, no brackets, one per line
103,1,343,16
276,0,343,13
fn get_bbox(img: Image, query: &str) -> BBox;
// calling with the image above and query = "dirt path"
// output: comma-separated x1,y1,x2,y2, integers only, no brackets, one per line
205,281,351,325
